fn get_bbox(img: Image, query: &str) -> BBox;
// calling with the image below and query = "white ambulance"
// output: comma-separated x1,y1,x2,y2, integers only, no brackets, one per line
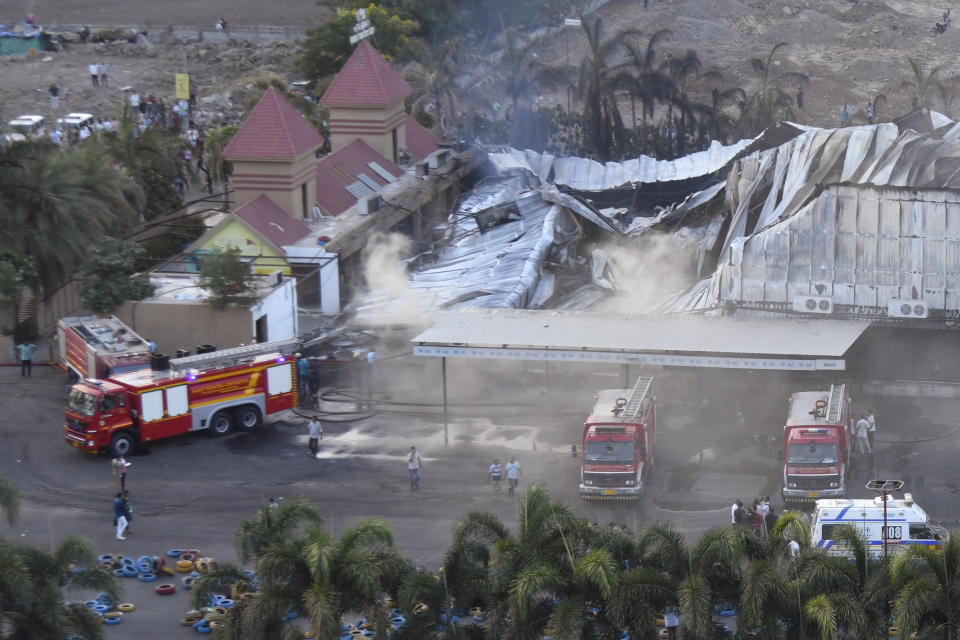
811,494,945,558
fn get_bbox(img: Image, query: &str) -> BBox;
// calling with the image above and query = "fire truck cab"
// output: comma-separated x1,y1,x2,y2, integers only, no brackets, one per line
65,338,299,457
580,376,655,499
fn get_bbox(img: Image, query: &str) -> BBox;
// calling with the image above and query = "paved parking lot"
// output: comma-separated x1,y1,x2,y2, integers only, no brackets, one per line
3,342,959,638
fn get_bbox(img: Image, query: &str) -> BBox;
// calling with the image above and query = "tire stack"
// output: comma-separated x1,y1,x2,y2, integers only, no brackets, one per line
78,592,136,626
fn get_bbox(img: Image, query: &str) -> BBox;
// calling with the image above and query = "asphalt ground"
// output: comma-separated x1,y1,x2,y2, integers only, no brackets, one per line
3,343,959,638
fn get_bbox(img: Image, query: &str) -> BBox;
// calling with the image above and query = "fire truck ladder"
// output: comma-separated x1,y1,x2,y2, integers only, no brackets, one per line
825,384,845,424
619,376,653,422
170,337,301,373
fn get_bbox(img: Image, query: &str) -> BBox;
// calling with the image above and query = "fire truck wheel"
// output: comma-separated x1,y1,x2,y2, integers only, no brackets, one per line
234,406,262,431
110,432,134,457
209,411,233,437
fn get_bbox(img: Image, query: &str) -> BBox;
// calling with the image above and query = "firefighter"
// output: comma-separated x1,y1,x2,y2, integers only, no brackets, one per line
855,414,872,454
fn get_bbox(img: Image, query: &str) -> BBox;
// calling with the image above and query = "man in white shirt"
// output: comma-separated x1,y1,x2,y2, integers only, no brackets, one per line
867,409,877,449
730,499,743,525
505,457,521,496
88,62,99,87
307,417,322,456
855,415,872,454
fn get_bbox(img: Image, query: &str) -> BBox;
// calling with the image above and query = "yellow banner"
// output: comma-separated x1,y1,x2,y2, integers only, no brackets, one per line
175,73,190,100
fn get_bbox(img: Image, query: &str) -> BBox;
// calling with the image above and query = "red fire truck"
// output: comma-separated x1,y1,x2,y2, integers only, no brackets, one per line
781,384,852,502
57,315,153,381
64,338,300,457
580,376,655,499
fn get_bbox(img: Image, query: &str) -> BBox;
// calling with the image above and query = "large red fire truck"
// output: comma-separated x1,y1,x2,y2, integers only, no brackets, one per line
781,384,852,502
57,315,152,381
579,376,655,499
64,338,300,457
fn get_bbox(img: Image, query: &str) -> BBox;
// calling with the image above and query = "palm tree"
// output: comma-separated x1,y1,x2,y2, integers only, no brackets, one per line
0,521,119,640
93,110,184,219
0,141,138,295
736,42,808,137
574,15,640,161
891,530,960,640
662,49,702,156
617,29,674,155
899,57,943,109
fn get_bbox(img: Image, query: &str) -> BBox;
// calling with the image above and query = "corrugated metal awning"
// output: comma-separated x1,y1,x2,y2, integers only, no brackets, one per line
412,309,871,371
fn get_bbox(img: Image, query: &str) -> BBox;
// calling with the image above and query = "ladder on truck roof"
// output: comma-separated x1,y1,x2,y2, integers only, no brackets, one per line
170,337,300,373
825,384,846,424
619,376,653,422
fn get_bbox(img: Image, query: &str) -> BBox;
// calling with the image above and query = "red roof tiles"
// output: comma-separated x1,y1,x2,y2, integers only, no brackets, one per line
320,40,412,107
234,195,311,247
403,115,440,160
224,88,323,160
315,139,403,216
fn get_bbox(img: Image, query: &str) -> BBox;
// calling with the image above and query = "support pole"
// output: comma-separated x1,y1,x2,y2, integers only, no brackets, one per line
442,357,449,446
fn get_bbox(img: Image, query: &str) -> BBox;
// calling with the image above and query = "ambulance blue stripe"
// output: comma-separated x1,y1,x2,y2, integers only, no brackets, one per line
820,517,908,522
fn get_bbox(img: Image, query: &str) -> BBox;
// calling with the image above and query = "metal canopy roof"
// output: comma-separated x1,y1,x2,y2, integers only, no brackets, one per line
412,310,871,371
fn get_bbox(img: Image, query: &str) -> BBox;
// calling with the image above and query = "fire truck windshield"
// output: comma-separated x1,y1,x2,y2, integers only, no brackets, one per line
67,388,98,417
585,440,635,463
788,443,838,464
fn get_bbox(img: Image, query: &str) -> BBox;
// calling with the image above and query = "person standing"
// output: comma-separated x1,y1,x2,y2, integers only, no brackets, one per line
16,341,36,377
307,416,322,456
867,102,874,124
505,457,521,496
99,62,109,87
296,353,309,402
664,606,679,640
111,456,130,491
407,446,422,490
796,86,804,109
122,490,134,535
488,458,503,493
113,492,130,540
49,84,59,109
855,414,872,454
867,409,877,449
88,62,99,87
730,499,743,525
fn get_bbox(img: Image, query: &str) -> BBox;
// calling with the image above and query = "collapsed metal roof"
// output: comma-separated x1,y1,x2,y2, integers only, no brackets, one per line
660,114,960,321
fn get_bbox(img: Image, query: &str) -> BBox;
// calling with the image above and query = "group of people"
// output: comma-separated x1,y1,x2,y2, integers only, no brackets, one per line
839,102,876,126
730,496,779,538
87,62,110,87
487,457,522,495
111,456,133,540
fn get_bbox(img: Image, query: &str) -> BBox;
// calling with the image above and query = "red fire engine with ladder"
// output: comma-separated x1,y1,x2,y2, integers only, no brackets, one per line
64,338,300,457
580,376,655,499
781,384,852,502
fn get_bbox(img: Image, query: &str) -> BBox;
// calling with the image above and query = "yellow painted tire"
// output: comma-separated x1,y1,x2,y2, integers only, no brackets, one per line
104,611,123,619
196,558,210,573
889,627,899,637
176,560,194,572
181,615,202,626
414,603,428,615
350,631,365,638
659,629,670,639
161,566,175,576
118,603,135,612
209,621,220,630
305,630,315,639
239,592,256,601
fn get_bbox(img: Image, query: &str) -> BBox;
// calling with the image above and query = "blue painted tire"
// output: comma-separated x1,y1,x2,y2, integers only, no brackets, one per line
114,568,125,578
122,566,138,577
96,593,114,605
138,573,157,582
182,576,196,589
103,616,122,625
92,604,110,613
84,600,98,607
98,554,114,564
167,549,182,558
218,599,234,608
137,556,153,573
719,609,736,617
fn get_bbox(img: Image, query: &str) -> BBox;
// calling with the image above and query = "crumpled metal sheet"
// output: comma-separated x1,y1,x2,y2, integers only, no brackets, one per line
663,117,960,315
488,137,756,190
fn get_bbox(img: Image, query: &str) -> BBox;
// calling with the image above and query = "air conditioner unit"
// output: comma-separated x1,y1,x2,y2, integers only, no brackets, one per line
268,270,283,286
887,300,929,318
793,296,833,314
358,194,382,215
428,149,452,170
